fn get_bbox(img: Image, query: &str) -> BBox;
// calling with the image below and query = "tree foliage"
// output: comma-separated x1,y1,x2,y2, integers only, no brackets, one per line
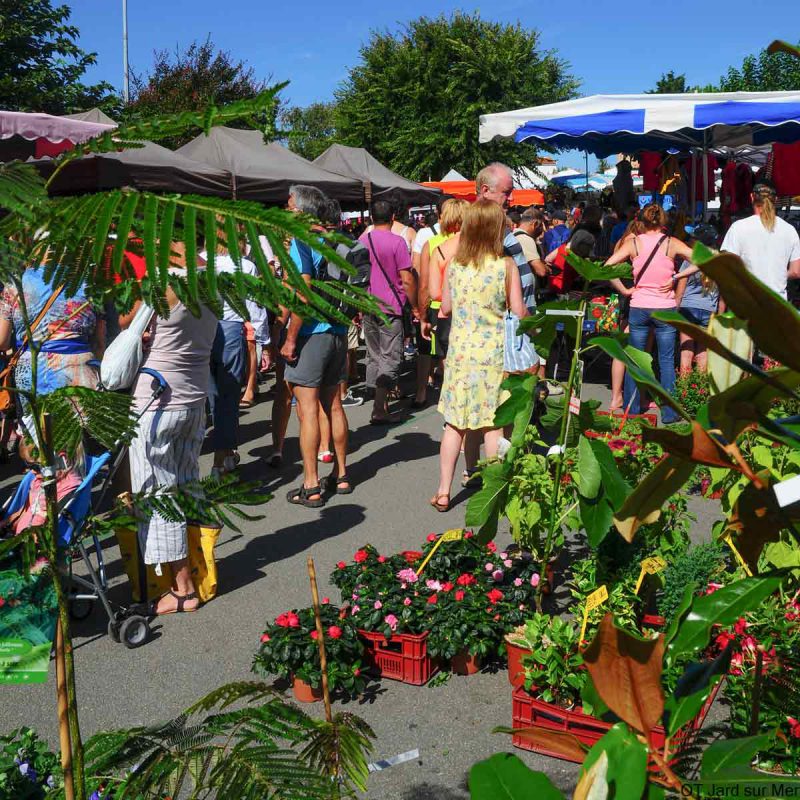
717,41,800,91
282,102,338,161
647,70,694,94
334,13,578,180
0,0,118,115
124,37,280,148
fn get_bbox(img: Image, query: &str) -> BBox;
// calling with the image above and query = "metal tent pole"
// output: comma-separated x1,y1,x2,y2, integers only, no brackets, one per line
122,0,130,104
702,130,709,221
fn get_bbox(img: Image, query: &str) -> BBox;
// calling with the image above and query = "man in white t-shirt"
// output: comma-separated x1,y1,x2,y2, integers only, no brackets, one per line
721,182,800,299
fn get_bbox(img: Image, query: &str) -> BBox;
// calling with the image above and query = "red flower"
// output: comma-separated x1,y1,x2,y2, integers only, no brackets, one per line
0,596,5,608
287,612,300,628
456,573,477,586
441,582,454,592
336,561,347,569
310,630,319,640
464,530,474,538
486,588,504,604
494,614,501,621
733,617,748,636
354,550,368,563
377,555,386,563
455,590,465,601
327,625,342,639
260,633,270,643
486,541,497,553
427,594,438,605
426,533,438,542
275,613,290,627
788,717,800,739
354,668,361,676
321,597,330,605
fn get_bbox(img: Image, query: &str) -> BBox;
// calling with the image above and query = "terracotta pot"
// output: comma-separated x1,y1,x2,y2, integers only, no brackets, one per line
506,640,531,688
451,650,481,675
291,675,323,703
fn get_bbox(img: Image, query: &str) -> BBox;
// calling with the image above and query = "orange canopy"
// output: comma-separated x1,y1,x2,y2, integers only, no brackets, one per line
420,181,544,207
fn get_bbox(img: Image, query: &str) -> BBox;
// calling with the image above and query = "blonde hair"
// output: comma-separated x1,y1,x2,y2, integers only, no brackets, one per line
454,199,505,268
439,198,469,234
754,185,777,232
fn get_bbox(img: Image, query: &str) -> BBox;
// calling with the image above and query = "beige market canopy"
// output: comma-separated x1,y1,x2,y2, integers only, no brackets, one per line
177,126,363,204
313,143,441,206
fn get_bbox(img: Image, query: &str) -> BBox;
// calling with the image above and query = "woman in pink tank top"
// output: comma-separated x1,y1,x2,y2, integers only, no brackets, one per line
604,204,694,424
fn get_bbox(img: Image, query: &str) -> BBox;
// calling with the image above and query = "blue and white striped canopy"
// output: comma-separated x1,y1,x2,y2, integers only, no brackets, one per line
479,92,800,158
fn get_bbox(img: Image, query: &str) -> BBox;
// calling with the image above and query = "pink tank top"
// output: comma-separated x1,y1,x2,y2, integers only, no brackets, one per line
631,232,676,309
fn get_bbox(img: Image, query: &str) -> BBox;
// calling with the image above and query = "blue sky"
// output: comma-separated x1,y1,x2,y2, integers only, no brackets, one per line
66,0,796,171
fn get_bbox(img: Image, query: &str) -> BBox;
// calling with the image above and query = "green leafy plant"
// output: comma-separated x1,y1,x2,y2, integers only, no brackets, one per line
253,604,366,695
674,366,712,416
0,727,61,799
657,542,728,624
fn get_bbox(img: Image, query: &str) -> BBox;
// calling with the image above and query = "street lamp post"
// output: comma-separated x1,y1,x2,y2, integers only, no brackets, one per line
122,0,130,104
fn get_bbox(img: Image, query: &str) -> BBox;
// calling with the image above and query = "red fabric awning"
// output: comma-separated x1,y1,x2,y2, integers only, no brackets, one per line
420,181,544,206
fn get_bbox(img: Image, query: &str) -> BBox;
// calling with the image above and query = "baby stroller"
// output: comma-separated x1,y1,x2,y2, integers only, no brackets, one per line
0,366,169,648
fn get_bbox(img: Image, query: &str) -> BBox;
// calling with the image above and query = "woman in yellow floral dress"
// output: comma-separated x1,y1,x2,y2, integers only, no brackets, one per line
431,200,527,511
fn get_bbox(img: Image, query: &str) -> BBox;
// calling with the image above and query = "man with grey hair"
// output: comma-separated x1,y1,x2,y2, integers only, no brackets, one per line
281,184,351,508
475,163,539,373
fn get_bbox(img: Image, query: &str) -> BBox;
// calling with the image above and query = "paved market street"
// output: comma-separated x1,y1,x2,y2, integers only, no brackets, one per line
1,361,722,799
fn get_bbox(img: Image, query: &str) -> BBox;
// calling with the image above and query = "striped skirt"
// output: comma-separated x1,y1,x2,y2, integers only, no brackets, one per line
129,405,205,566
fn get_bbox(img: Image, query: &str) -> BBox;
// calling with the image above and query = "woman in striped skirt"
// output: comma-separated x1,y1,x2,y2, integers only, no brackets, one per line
128,253,217,615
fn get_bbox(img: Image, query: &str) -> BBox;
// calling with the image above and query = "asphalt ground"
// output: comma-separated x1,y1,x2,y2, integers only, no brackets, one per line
0,350,723,798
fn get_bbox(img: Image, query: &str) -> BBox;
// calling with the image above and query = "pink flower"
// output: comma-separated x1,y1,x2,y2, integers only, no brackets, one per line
427,533,438,542
486,541,497,553
514,578,523,587
503,559,513,569
327,625,342,639
426,579,442,591
485,563,494,572
464,530,474,539
705,582,723,595
260,633,270,643
352,593,359,601
378,555,386,563
336,561,346,569
310,630,319,640
353,668,361,676
373,600,383,610
492,569,504,581
403,597,412,606
530,573,540,587
499,552,508,560
385,614,399,631
519,604,525,611
351,605,360,615
397,568,419,584
321,597,330,604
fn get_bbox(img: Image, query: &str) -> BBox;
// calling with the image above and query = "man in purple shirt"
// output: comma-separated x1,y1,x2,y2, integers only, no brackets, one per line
359,200,420,423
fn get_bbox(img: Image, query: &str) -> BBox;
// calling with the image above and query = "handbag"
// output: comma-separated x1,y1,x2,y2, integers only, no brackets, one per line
0,284,65,414
502,261,538,373
100,302,155,391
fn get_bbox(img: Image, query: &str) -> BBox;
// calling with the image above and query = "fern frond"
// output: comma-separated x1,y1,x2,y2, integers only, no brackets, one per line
0,162,47,222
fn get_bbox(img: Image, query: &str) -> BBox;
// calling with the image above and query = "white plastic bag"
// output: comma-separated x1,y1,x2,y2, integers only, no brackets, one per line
100,303,154,391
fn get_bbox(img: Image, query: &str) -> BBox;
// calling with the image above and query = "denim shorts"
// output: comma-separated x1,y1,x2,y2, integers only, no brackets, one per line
679,307,712,328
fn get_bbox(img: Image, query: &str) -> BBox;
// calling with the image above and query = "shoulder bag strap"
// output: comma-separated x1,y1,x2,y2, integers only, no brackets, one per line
7,284,65,368
633,235,668,287
367,233,405,312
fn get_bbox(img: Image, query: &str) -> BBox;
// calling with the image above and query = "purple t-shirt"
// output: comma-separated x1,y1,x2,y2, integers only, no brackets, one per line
359,229,412,316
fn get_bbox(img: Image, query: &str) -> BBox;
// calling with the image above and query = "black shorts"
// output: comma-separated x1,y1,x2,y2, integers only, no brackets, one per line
428,307,451,359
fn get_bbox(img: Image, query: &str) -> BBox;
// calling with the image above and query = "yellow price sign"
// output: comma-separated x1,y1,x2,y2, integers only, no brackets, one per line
634,556,668,594
441,529,464,542
580,585,608,643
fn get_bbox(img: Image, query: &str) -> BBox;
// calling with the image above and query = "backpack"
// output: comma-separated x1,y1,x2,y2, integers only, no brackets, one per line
320,235,372,320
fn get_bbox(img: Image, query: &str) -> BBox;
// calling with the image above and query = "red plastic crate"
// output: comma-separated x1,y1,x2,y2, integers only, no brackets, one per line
512,680,721,767
358,629,438,685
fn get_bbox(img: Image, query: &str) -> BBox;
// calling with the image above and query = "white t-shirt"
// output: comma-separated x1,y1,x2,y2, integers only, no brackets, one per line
413,223,441,255
721,214,800,299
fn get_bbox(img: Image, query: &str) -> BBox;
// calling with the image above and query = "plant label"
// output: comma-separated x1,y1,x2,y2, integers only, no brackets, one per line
441,529,464,542
634,556,667,594
568,394,581,415
774,473,800,508
580,585,608,644
721,531,753,577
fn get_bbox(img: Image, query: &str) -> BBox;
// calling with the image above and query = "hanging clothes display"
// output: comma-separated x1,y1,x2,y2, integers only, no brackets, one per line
685,153,718,201
770,142,800,197
638,151,662,191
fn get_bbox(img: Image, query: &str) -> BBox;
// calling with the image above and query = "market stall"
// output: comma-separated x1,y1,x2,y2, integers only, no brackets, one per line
0,110,113,162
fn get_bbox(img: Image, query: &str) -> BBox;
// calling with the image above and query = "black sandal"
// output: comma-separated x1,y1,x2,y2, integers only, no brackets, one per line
321,474,354,495
286,485,325,508
148,589,199,616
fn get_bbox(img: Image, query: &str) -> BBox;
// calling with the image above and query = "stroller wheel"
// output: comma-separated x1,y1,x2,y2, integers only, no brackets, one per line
120,615,150,648
107,619,121,643
69,598,94,621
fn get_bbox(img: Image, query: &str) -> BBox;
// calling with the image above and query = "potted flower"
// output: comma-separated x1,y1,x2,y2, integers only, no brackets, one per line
252,603,366,702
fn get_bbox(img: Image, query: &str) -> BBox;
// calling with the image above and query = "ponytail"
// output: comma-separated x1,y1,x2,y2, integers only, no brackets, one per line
753,184,777,232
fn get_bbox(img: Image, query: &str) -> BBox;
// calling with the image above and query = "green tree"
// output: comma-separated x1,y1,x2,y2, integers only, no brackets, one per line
647,70,694,94
124,37,280,147
0,0,118,115
597,158,610,173
717,41,800,91
334,13,577,180
282,101,338,161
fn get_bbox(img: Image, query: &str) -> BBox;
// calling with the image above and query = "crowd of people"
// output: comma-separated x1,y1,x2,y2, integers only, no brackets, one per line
3,160,800,617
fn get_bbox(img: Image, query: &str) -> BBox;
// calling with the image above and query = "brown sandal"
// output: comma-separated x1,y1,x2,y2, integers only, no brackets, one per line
149,590,199,616
429,493,450,513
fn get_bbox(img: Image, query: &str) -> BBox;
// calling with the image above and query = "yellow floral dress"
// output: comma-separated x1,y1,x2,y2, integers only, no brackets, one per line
438,256,506,429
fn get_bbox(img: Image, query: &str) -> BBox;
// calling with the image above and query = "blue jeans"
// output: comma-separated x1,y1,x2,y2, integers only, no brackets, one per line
209,320,246,450
624,307,679,424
